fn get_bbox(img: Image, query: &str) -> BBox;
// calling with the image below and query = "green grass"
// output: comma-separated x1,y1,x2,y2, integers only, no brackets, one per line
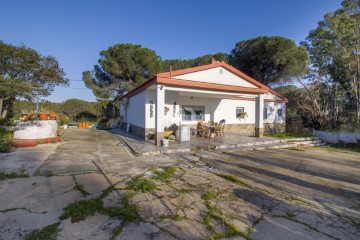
205,206,241,239
128,177,156,192
72,176,90,197
264,132,314,139
217,174,250,187
59,198,103,220
178,188,192,194
0,128,14,153
202,191,219,201
285,147,305,151
24,222,60,240
152,166,177,182
317,143,360,153
108,192,140,240
0,170,29,181
286,211,296,218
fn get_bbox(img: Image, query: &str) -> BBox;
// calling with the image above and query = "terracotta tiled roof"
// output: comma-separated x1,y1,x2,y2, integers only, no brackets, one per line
120,61,287,102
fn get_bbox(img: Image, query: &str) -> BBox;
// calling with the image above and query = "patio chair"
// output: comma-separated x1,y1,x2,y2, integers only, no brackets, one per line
214,124,223,137
219,119,226,136
197,125,205,137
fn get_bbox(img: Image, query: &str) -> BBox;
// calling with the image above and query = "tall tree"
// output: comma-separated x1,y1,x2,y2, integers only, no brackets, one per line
228,36,309,86
162,52,228,71
82,43,162,101
0,41,68,122
302,0,360,124
61,99,96,122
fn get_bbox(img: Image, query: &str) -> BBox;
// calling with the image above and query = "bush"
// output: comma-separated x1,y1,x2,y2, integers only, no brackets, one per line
0,128,14,153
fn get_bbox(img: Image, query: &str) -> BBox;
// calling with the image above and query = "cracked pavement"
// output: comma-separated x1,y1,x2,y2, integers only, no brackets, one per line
0,129,359,239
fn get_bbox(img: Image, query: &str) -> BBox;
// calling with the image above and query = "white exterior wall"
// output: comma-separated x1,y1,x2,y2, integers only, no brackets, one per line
179,95,221,125
216,99,256,124
176,67,257,88
142,88,286,129
264,102,286,123
126,91,146,128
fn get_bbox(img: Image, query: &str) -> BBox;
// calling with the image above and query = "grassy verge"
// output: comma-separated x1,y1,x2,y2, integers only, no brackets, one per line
264,132,314,139
317,143,360,153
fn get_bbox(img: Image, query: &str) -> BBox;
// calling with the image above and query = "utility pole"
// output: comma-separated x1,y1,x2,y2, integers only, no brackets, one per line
35,91,39,120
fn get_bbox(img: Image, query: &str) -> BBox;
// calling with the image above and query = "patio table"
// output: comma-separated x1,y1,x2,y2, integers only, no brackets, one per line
203,125,215,137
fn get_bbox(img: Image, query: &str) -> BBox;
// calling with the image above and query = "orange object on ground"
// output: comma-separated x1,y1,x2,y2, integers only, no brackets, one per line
38,114,48,120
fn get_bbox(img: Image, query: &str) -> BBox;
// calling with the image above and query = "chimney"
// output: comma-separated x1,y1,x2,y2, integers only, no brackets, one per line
211,58,216,64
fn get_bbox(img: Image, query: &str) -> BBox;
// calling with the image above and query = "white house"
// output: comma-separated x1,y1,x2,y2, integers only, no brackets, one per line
119,60,287,146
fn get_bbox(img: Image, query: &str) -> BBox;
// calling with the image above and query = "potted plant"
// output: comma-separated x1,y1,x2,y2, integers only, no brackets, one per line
240,112,247,119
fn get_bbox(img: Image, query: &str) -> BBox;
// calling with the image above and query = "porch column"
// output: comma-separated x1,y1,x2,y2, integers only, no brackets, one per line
155,84,165,146
255,94,264,138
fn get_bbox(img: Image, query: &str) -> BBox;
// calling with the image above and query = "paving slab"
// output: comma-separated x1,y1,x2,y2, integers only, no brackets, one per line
58,214,121,240
116,222,160,240
0,143,58,175
251,216,333,240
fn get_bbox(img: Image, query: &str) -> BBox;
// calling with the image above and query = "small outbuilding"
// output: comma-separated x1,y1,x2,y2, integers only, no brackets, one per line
119,60,287,146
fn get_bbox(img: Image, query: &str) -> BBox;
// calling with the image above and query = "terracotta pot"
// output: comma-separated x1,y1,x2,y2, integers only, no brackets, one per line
38,113,48,120
49,114,57,120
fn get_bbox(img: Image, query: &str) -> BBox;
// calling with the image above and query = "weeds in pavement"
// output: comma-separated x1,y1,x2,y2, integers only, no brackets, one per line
128,176,156,192
286,147,305,151
178,188,192,194
202,191,219,201
217,174,250,188
0,165,29,181
72,176,90,197
152,166,176,182
24,222,60,240
59,198,102,221
203,198,241,240
109,192,140,240
282,195,317,208
286,211,296,218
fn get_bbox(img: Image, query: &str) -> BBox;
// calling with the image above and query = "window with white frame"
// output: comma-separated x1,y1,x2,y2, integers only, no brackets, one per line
182,105,205,121
236,107,245,119
277,108,283,117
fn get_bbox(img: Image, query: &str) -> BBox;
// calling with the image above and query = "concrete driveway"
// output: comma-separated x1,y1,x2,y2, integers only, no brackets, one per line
0,129,359,240
36,128,177,176
197,147,360,239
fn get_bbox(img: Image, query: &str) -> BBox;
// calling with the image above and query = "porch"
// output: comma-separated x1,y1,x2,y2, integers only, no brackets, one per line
111,128,286,156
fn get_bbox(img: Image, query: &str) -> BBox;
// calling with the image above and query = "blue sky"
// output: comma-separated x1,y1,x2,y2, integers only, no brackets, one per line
0,0,342,102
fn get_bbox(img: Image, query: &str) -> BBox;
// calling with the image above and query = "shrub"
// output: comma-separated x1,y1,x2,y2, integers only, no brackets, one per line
0,128,14,153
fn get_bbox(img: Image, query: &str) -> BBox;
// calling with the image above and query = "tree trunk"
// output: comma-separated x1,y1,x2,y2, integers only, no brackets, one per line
0,96,7,120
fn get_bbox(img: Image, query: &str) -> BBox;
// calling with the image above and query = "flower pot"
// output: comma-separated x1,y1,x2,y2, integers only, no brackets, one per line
38,113,48,120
